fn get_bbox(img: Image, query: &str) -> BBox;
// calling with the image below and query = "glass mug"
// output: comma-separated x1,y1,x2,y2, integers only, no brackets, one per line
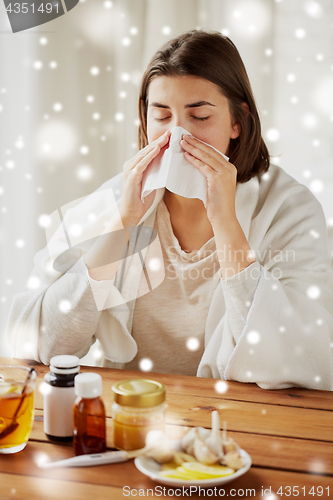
0,365,36,454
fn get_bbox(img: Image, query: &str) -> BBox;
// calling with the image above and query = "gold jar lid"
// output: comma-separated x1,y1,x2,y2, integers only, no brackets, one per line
112,379,165,408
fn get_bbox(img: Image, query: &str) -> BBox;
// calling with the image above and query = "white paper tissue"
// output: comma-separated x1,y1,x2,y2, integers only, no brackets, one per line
141,126,229,207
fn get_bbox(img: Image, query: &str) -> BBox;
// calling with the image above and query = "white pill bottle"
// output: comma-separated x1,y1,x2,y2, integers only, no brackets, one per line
43,355,80,442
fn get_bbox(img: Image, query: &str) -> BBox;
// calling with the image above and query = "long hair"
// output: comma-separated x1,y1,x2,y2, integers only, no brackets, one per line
138,30,270,183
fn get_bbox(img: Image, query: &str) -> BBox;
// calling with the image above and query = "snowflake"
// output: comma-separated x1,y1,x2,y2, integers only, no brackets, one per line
186,337,200,351
90,66,100,76
33,61,43,70
15,137,25,149
162,26,171,35
214,381,228,394
266,128,280,142
69,224,82,237
49,61,57,69
310,179,324,194
121,73,130,82
304,1,323,18
80,145,89,155
27,276,41,290
139,358,153,372
286,73,296,83
15,239,25,248
38,214,51,228
307,285,321,299
122,37,131,47
59,300,72,313
115,112,124,122
93,349,103,360
302,113,318,130
77,165,93,181
220,28,230,36
247,330,260,345
53,103,62,112
309,230,320,239
148,258,161,272
295,28,306,39
6,160,15,169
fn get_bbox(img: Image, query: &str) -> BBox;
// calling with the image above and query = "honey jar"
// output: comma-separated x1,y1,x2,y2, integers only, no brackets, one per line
112,379,166,451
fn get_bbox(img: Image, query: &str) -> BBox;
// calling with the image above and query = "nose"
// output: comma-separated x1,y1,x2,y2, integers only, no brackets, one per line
167,117,190,133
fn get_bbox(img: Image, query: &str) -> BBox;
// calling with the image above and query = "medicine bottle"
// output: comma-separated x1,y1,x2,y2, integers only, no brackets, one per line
43,355,80,442
112,379,166,451
73,372,106,456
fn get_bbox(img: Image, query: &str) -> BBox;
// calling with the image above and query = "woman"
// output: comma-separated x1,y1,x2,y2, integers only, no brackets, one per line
7,30,333,389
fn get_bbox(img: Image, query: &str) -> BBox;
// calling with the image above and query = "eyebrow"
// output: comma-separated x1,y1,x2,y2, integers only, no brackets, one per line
149,101,216,109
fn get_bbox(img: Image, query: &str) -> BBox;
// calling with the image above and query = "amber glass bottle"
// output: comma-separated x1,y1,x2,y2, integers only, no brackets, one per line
73,373,106,456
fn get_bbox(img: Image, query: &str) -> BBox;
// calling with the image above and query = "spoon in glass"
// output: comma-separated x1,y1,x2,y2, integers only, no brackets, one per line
0,368,35,440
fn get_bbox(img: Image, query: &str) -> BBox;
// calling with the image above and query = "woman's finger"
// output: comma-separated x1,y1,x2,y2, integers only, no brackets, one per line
131,145,161,176
181,135,230,170
181,139,219,172
125,132,170,173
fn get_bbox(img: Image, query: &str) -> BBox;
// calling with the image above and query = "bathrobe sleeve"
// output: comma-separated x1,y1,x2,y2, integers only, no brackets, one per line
217,180,333,390
5,173,138,364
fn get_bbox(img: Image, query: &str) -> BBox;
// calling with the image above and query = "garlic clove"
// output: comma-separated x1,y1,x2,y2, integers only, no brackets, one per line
181,426,210,456
221,450,245,470
204,410,223,459
193,430,220,465
223,437,239,454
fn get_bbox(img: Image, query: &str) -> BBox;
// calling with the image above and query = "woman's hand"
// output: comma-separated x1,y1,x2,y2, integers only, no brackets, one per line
180,134,238,227
180,134,256,278
119,131,171,226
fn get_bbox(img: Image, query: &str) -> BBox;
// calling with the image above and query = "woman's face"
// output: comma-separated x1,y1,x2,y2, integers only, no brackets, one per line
146,75,240,155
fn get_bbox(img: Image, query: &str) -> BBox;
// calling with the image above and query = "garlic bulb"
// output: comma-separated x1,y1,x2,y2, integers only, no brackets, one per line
127,430,174,463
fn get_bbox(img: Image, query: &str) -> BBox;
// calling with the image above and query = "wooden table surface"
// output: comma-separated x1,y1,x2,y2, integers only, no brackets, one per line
0,357,332,500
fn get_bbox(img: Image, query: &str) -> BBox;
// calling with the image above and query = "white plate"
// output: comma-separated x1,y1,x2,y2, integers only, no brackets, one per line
134,441,252,488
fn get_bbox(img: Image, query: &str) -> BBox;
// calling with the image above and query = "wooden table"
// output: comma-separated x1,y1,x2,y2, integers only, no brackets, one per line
0,357,332,500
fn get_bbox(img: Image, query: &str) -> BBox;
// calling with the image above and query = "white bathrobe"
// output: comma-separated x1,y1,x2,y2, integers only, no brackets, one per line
6,164,333,390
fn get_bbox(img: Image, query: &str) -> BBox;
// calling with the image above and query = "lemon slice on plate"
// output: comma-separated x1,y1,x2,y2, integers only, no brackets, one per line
180,462,235,478
159,469,198,480
160,463,235,481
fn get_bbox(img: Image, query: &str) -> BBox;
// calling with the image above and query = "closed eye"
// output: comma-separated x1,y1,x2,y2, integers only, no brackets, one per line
154,116,210,122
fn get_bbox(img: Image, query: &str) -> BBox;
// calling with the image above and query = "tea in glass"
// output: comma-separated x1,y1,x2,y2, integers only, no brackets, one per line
0,365,36,454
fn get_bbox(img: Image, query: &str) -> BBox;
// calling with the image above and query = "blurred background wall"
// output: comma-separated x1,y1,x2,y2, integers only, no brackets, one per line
0,0,332,360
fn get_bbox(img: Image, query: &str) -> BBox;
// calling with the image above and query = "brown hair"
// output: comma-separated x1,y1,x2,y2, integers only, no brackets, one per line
138,30,270,183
